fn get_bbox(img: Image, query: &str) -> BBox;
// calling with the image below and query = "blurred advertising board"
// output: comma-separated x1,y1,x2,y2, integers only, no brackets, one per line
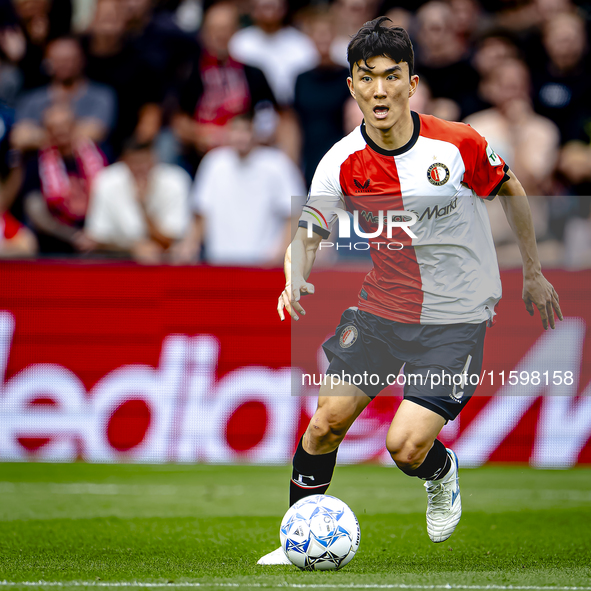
0,262,589,467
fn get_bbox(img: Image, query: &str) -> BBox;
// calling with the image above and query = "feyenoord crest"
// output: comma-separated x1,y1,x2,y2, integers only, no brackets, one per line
339,326,358,349
427,163,450,186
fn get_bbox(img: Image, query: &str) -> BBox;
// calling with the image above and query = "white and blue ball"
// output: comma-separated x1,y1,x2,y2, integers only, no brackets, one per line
279,494,360,571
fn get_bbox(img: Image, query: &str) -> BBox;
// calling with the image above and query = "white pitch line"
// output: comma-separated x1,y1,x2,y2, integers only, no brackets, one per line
1,583,591,590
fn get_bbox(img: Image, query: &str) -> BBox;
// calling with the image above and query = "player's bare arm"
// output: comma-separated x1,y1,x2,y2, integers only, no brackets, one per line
277,227,322,322
498,169,563,330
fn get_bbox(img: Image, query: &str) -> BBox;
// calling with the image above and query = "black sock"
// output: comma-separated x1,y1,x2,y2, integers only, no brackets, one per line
397,439,451,481
289,436,338,506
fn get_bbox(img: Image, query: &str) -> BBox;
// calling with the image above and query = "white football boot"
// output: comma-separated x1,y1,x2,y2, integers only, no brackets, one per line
257,547,292,566
425,448,461,543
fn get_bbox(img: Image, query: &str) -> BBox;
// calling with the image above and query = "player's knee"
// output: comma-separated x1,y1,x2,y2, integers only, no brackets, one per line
386,436,429,472
308,410,350,446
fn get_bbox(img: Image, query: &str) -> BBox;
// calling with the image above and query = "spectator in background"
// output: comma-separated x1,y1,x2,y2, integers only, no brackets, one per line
558,142,591,197
465,58,561,268
173,112,303,266
414,1,479,119
449,0,484,44
330,0,378,67
557,142,591,268
11,36,116,152
382,6,412,32
0,55,21,218
123,0,197,99
494,0,576,33
4,0,72,91
465,58,559,196
294,8,352,188
173,1,276,173
85,139,191,263
0,35,24,106
409,78,461,122
468,29,519,116
23,103,105,254
228,0,318,107
0,89,14,181
533,12,590,143
0,209,37,256
82,0,164,158
498,0,577,71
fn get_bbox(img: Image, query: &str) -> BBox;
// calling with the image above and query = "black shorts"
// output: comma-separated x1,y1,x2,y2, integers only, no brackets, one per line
323,308,487,421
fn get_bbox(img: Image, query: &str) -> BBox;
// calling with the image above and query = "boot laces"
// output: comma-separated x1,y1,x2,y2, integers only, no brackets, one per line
425,479,453,511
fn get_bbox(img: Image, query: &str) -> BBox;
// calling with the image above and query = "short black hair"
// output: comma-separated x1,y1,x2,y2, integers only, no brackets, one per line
347,16,414,77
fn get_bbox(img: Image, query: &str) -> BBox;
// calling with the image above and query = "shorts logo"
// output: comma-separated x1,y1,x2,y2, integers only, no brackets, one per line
451,383,464,402
450,354,472,402
339,325,358,349
427,163,450,186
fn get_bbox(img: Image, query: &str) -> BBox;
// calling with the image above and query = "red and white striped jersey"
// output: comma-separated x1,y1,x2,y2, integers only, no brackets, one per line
299,111,510,325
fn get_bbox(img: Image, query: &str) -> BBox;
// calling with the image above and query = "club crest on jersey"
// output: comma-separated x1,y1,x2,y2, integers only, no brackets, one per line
339,325,358,349
427,163,450,186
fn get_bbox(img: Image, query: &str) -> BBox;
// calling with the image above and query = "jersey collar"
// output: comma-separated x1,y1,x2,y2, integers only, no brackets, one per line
361,111,421,157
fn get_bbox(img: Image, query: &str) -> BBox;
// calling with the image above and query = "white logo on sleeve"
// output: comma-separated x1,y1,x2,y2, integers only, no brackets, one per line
486,144,502,167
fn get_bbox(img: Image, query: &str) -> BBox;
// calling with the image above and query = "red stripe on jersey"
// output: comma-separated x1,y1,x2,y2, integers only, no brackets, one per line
339,146,423,323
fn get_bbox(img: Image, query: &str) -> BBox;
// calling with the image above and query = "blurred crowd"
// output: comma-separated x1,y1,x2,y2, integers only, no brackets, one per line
0,0,590,267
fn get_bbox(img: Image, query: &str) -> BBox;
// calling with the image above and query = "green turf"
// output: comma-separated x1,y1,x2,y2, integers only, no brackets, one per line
0,462,589,590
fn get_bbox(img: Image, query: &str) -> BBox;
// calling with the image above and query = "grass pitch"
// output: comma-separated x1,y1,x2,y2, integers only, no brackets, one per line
0,462,589,591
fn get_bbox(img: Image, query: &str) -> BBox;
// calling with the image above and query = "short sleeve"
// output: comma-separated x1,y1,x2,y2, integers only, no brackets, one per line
85,169,116,243
269,150,305,219
190,151,220,215
462,125,510,199
154,166,191,239
298,149,346,239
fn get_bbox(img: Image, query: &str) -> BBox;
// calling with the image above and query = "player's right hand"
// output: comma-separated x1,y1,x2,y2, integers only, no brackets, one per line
277,280,315,322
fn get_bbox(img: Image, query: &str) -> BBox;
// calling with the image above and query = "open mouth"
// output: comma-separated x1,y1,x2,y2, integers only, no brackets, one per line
373,106,389,120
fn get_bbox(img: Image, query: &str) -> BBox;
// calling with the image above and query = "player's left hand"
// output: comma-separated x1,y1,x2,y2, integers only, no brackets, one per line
522,273,563,330
277,279,314,322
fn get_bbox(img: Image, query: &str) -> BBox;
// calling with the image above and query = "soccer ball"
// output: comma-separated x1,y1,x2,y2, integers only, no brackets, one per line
279,494,360,571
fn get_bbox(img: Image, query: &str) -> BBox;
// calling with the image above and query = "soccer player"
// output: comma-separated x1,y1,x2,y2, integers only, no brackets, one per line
259,17,563,565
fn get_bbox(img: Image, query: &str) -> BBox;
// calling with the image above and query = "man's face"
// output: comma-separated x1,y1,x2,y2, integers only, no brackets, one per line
474,37,517,77
251,0,285,28
92,0,126,38
347,56,418,133
202,5,238,57
417,3,454,51
308,19,334,59
125,149,154,180
487,61,528,108
124,0,151,25
229,118,254,157
544,15,585,69
44,106,75,148
46,40,84,84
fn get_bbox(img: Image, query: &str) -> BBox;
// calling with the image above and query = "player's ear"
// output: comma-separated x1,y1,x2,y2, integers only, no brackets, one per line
408,75,419,98
347,76,356,99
